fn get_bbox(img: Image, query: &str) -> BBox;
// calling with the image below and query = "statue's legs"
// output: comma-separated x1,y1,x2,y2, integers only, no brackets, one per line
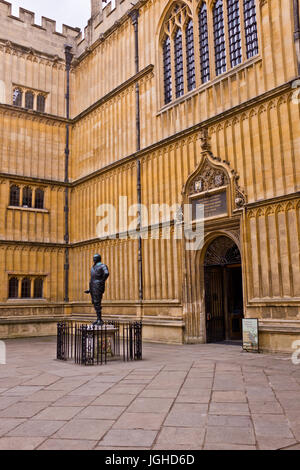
93,293,104,326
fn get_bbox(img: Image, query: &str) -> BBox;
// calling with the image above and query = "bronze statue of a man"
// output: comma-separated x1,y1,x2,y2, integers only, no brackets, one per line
85,254,109,326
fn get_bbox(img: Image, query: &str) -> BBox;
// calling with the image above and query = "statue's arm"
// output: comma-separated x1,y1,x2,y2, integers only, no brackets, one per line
102,264,109,281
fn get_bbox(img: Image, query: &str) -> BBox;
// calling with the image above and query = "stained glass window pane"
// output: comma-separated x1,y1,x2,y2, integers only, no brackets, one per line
213,0,226,76
227,0,242,67
174,28,184,98
199,3,210,83
244,0,259,58
9,278,19,299
186,20,196,91
21,278,31,298
25,91,34,110
10,185,20,206
13,88,22,107
163,36,172,104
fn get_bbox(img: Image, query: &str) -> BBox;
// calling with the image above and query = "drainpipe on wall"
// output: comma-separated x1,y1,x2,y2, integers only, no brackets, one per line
129,9,143,307
64,45,73,304
294,0,300,75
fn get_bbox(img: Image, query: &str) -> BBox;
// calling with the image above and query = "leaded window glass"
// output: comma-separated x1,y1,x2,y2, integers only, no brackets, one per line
34,278,43,299
163,36,172,104
21,278,31,299
186,20,196,91
244,0,259,58
174,28,184,98
199,3,210,83
213,0,226,76
35,189,44,209
13,88,22,107
25,91,34,110
9,278,18,299
22,186,32,208
227,0,242,67
10,185,20,206
37,94,46,113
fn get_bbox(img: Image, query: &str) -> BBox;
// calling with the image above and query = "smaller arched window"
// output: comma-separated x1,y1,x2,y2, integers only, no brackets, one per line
174,28,184,98
8,278,19,299
37,94,46,113
213,0,226,76
186,20,196,92
34,278,43,299
22,187,32,208
35,189,44,209
25,91,34,110
163,36,172,104
13,88,22,107
21,278,31,299
9,185,20,206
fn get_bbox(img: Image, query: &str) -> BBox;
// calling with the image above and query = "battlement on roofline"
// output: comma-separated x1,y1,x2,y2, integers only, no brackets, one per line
0,0,141,60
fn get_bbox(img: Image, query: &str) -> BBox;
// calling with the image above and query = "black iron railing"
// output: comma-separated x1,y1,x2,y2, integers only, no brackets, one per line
57,320,142,366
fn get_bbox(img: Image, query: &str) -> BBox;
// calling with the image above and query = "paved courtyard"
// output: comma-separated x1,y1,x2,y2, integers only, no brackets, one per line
0,337,299,450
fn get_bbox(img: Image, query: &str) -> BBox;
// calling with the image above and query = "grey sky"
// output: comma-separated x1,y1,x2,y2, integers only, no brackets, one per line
10,0,91,32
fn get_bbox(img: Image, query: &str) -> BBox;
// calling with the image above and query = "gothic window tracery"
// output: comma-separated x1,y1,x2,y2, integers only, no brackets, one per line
160,0,259,105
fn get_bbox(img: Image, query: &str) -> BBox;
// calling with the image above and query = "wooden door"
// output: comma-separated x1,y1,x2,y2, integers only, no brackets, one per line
205,267,225,343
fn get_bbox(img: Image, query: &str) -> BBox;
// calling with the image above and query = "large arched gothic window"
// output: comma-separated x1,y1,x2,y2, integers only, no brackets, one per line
213,0,226,76
174,28,184,98
199,3,210,84
227,0,242,67
244,0,258,58
186,20,196,91
163,36,172,104
160,1,259,104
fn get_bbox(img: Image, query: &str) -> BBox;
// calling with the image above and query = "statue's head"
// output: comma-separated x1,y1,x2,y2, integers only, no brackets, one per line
93,254,102,264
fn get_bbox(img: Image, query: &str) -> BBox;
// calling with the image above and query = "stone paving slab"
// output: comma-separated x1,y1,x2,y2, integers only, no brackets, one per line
0,337,299,450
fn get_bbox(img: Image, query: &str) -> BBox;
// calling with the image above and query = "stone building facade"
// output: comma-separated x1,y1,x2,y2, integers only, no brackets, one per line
0,0,299,352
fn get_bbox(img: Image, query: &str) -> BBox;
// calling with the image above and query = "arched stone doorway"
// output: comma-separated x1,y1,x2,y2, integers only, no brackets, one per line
204,236,244,343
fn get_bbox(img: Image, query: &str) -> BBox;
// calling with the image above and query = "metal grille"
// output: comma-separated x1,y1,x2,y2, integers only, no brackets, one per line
25,91,34,110
13,88,22,107
186,20,196,92
9,185,20,206
227,0,242,67
199,3,210,83
174,28,184,98
21,278,31,298
35,189,44,209
34,278,43,298
244,0,259,58
8,278,19,299
37,94,45,113
57,321,143,366
213,0,226,76
163,36,172,104
22,187,32,208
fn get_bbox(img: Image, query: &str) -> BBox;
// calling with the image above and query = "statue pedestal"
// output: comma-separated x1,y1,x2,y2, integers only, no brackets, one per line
86,325,118,358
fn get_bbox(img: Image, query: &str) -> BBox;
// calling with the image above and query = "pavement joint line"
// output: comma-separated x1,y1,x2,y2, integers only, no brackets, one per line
150,361,195,450
202,361,216,450
92,364,165,450
242,362,257,450
263,368,298,445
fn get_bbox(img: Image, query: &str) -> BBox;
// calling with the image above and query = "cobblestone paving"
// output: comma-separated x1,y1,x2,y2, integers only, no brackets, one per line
0,337,299,450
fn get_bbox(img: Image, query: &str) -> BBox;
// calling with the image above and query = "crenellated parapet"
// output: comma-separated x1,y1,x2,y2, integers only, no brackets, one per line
0,0,81,59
